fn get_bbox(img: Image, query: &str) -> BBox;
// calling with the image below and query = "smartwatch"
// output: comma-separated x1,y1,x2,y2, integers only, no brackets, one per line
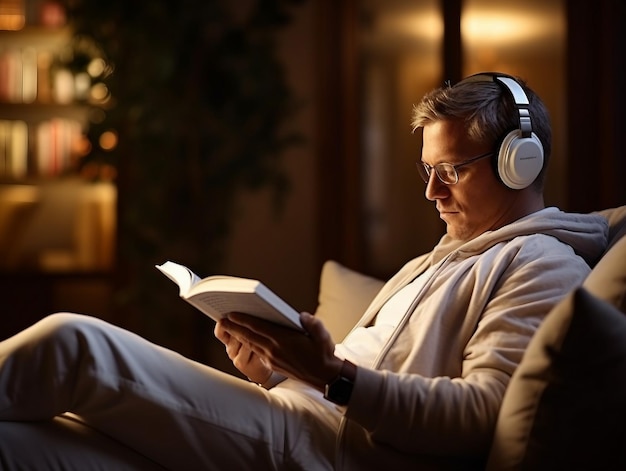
324,359,357,406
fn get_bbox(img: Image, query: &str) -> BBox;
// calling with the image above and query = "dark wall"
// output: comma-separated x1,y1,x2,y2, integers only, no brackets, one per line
566,0,626,212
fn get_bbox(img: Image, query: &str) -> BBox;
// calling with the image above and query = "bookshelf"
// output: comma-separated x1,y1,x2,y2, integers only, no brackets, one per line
0,0,116,275
0,26,92,181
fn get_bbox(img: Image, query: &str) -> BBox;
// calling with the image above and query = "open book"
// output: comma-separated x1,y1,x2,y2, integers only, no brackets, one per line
156,261,303,331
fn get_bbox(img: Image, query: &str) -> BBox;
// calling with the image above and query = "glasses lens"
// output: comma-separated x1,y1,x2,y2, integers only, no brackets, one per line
435,164,458,184
416,162,430,183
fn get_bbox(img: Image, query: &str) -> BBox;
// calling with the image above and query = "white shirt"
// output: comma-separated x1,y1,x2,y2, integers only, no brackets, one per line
334,264,437,367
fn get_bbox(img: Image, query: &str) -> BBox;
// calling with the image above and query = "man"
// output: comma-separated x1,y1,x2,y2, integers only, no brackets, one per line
0,73,608,470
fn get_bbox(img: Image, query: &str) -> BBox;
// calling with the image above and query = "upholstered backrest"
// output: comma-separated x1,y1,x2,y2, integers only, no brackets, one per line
585,207,626,312
314,260,384,343
596,205,626,255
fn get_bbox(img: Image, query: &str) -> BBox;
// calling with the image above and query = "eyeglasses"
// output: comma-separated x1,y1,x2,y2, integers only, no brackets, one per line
416,151,494,185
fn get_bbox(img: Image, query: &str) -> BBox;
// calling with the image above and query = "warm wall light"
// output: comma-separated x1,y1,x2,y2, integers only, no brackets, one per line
378,9,443,43
0,0,25,30
461,2,564,49
361,1,443,51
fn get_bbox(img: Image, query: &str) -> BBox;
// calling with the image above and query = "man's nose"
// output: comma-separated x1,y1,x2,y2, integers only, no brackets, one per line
424,172,449,201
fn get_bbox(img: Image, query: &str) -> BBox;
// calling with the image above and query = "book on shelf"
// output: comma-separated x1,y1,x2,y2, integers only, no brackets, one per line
0,119,27,178
35,117,81,176
0,116,82,178
156,260,304,331
0,47,48,104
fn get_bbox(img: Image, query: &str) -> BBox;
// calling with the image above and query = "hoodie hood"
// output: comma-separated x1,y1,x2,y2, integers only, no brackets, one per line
430,207,609,266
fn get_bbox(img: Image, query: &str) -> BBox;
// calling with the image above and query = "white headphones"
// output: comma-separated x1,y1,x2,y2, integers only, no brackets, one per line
457,72,544,190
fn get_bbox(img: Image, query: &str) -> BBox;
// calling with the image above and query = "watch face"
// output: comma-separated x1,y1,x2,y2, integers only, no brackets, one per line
325,376,354,405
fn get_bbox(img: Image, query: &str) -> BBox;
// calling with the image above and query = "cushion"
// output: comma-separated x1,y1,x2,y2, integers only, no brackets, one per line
487,223,626,470
583,234,626,313
486,287,626,470
597,205,626,253
314,260,385,342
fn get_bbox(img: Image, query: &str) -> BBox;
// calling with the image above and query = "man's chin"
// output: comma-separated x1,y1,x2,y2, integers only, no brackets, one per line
445,225,472,241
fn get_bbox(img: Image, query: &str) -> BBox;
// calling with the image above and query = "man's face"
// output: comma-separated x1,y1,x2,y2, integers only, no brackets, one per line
420,119,523,241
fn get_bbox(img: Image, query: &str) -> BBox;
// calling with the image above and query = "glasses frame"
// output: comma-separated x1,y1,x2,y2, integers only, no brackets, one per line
416,151,494,185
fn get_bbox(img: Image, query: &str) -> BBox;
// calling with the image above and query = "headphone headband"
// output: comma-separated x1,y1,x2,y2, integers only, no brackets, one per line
457,72,532,137
454,72,544,190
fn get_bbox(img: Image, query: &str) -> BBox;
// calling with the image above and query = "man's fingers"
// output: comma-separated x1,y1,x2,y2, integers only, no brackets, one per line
214,321,231,345
221,316,274,349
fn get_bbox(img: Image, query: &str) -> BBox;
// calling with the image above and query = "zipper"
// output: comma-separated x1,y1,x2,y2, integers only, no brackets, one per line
332,250,458,469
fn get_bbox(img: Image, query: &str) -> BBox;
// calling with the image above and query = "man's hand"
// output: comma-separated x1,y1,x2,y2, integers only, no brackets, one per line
214,321,273,384
217,312,343,391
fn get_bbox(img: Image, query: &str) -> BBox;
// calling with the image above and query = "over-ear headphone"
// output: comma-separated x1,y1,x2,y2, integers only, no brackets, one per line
456,72,544,190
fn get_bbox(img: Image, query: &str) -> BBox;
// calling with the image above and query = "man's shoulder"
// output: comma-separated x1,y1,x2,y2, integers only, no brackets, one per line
469,208,608,266
506,232,587,259
490,233,592,279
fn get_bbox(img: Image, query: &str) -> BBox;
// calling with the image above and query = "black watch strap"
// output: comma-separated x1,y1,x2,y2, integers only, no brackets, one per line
324,360,357,406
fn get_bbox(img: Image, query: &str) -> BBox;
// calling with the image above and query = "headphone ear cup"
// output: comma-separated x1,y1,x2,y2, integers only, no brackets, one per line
497,131,544,189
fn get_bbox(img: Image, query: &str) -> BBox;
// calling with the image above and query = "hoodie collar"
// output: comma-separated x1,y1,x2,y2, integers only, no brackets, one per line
429,207,609,266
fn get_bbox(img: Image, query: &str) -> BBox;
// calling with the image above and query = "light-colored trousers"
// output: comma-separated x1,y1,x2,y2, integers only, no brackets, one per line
0,313,341,470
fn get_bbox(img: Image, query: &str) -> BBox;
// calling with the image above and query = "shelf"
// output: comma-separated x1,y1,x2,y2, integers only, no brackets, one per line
0,174,92,185
0,10,117,277
0,26,71,50
0,101,92,124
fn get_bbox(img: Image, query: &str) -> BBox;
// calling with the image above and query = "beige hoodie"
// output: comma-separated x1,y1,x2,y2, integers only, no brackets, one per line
336,207,608,470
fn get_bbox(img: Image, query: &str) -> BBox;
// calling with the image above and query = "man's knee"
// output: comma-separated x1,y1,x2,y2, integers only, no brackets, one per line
6,313,112,363
33,312,107,343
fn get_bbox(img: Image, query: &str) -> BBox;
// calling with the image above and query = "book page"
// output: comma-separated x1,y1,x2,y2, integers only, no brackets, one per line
155,261,201,296
188,289,303,331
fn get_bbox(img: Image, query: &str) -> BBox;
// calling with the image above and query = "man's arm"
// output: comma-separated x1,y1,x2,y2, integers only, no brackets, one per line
344,247,592,456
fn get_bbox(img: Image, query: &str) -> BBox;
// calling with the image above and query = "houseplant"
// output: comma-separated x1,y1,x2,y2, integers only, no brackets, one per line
63,0,305,359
